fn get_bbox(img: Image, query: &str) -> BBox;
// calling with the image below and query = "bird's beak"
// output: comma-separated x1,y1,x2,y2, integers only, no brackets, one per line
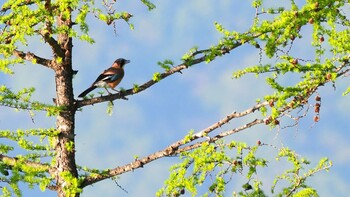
125,60,130,64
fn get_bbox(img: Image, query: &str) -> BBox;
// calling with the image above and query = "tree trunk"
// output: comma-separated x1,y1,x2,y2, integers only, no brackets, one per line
54,11,79,197
55,67,78,197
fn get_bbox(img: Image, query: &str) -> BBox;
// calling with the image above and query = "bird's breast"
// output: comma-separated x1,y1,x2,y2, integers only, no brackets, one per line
108,78,122,88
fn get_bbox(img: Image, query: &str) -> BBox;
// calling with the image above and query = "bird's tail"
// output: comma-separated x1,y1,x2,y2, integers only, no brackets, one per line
78,86,96,98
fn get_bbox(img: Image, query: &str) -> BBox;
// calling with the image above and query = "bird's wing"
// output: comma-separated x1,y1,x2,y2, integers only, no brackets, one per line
92,67,124,85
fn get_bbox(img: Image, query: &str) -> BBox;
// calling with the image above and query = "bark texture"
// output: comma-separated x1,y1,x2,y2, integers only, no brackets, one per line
54,12,79,197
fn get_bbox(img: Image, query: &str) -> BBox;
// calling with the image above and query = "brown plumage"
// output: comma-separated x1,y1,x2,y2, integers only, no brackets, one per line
78,58,130,98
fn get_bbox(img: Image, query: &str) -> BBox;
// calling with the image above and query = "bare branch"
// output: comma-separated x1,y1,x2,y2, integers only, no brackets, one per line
80,101,267,187
13,49,53,68
192,101,268,139
176,118,265,153
38,30,65,58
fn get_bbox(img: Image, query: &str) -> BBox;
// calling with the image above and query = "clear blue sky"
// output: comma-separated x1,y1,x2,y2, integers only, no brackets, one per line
1,0,350,196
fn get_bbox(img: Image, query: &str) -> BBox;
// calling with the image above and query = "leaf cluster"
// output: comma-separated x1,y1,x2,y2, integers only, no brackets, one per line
158,141,331,197
157,141,268,197
0,85,62,116
0,128,58,195
228,0,350,122
272,148,332,196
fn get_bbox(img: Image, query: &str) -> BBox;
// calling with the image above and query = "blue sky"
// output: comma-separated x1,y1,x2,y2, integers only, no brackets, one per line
1,0,350,196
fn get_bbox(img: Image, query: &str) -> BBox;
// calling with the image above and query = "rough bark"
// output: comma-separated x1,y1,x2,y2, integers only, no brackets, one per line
54,11,79,197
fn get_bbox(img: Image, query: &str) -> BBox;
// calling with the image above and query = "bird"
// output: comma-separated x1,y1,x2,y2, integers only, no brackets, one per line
78,58,130,98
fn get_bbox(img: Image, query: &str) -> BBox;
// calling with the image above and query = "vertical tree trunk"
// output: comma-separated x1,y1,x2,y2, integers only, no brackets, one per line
55,69,78,197
54,11,79,197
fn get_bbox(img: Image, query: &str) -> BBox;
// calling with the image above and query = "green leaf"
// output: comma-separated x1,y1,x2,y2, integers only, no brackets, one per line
140,0,156,11
293,188,319,197
152,72,162,82
106,101,114,116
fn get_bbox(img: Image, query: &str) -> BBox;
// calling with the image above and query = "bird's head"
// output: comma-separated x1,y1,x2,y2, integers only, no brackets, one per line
114,58,130,68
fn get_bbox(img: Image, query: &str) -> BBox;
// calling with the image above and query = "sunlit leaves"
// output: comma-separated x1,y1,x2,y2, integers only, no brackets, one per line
0,134,55,197
140,0,156,11
0,58,22,74
342,86,350,96
158,59,174,72
152,72,162,82
272,148,332,196
0,128,58,157
0,86,62,116
132,84,140,93
227,0,350,121
159,138,332,196
106,100,114,116
0,0,138,53
182,46,198,65
0,0,52,50
293,188,319,197
60,171,83,196
158,141,268,197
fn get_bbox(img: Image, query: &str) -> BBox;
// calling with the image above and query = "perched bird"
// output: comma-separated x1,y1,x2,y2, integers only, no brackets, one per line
78,58,130,98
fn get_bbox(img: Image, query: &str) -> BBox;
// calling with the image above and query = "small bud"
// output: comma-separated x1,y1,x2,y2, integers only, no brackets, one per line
288,102,294,109
290,35,295,41
313,115,320,122
233,160,238,166
308,18,314,24
315,95,321,101
294,11,299,17
320,36,324,42
314,107,320,113
269,100,274,107
180,189,185,195
274,119,280,125
291,59,298,65
326,73,332,80
264,117,272,125
257,140,261,146
314,2,319,9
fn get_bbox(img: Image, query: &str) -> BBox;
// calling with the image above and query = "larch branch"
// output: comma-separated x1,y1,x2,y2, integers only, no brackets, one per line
13,49,53,68
39,30,65,58
75,32,267,108
76,42,241,108
0,154,56,175
1,1,35,12
80,101,267,187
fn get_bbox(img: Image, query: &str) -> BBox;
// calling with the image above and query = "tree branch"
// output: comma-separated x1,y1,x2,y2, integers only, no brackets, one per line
175,118,265,154
1,1,35,12
38,0,65,58
0,154,56,175
38,30,65,58
192,101,268,139
80,101,267,187
75,62,188,108
75,42,241,108
80,75,328,187
13,49,53,68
